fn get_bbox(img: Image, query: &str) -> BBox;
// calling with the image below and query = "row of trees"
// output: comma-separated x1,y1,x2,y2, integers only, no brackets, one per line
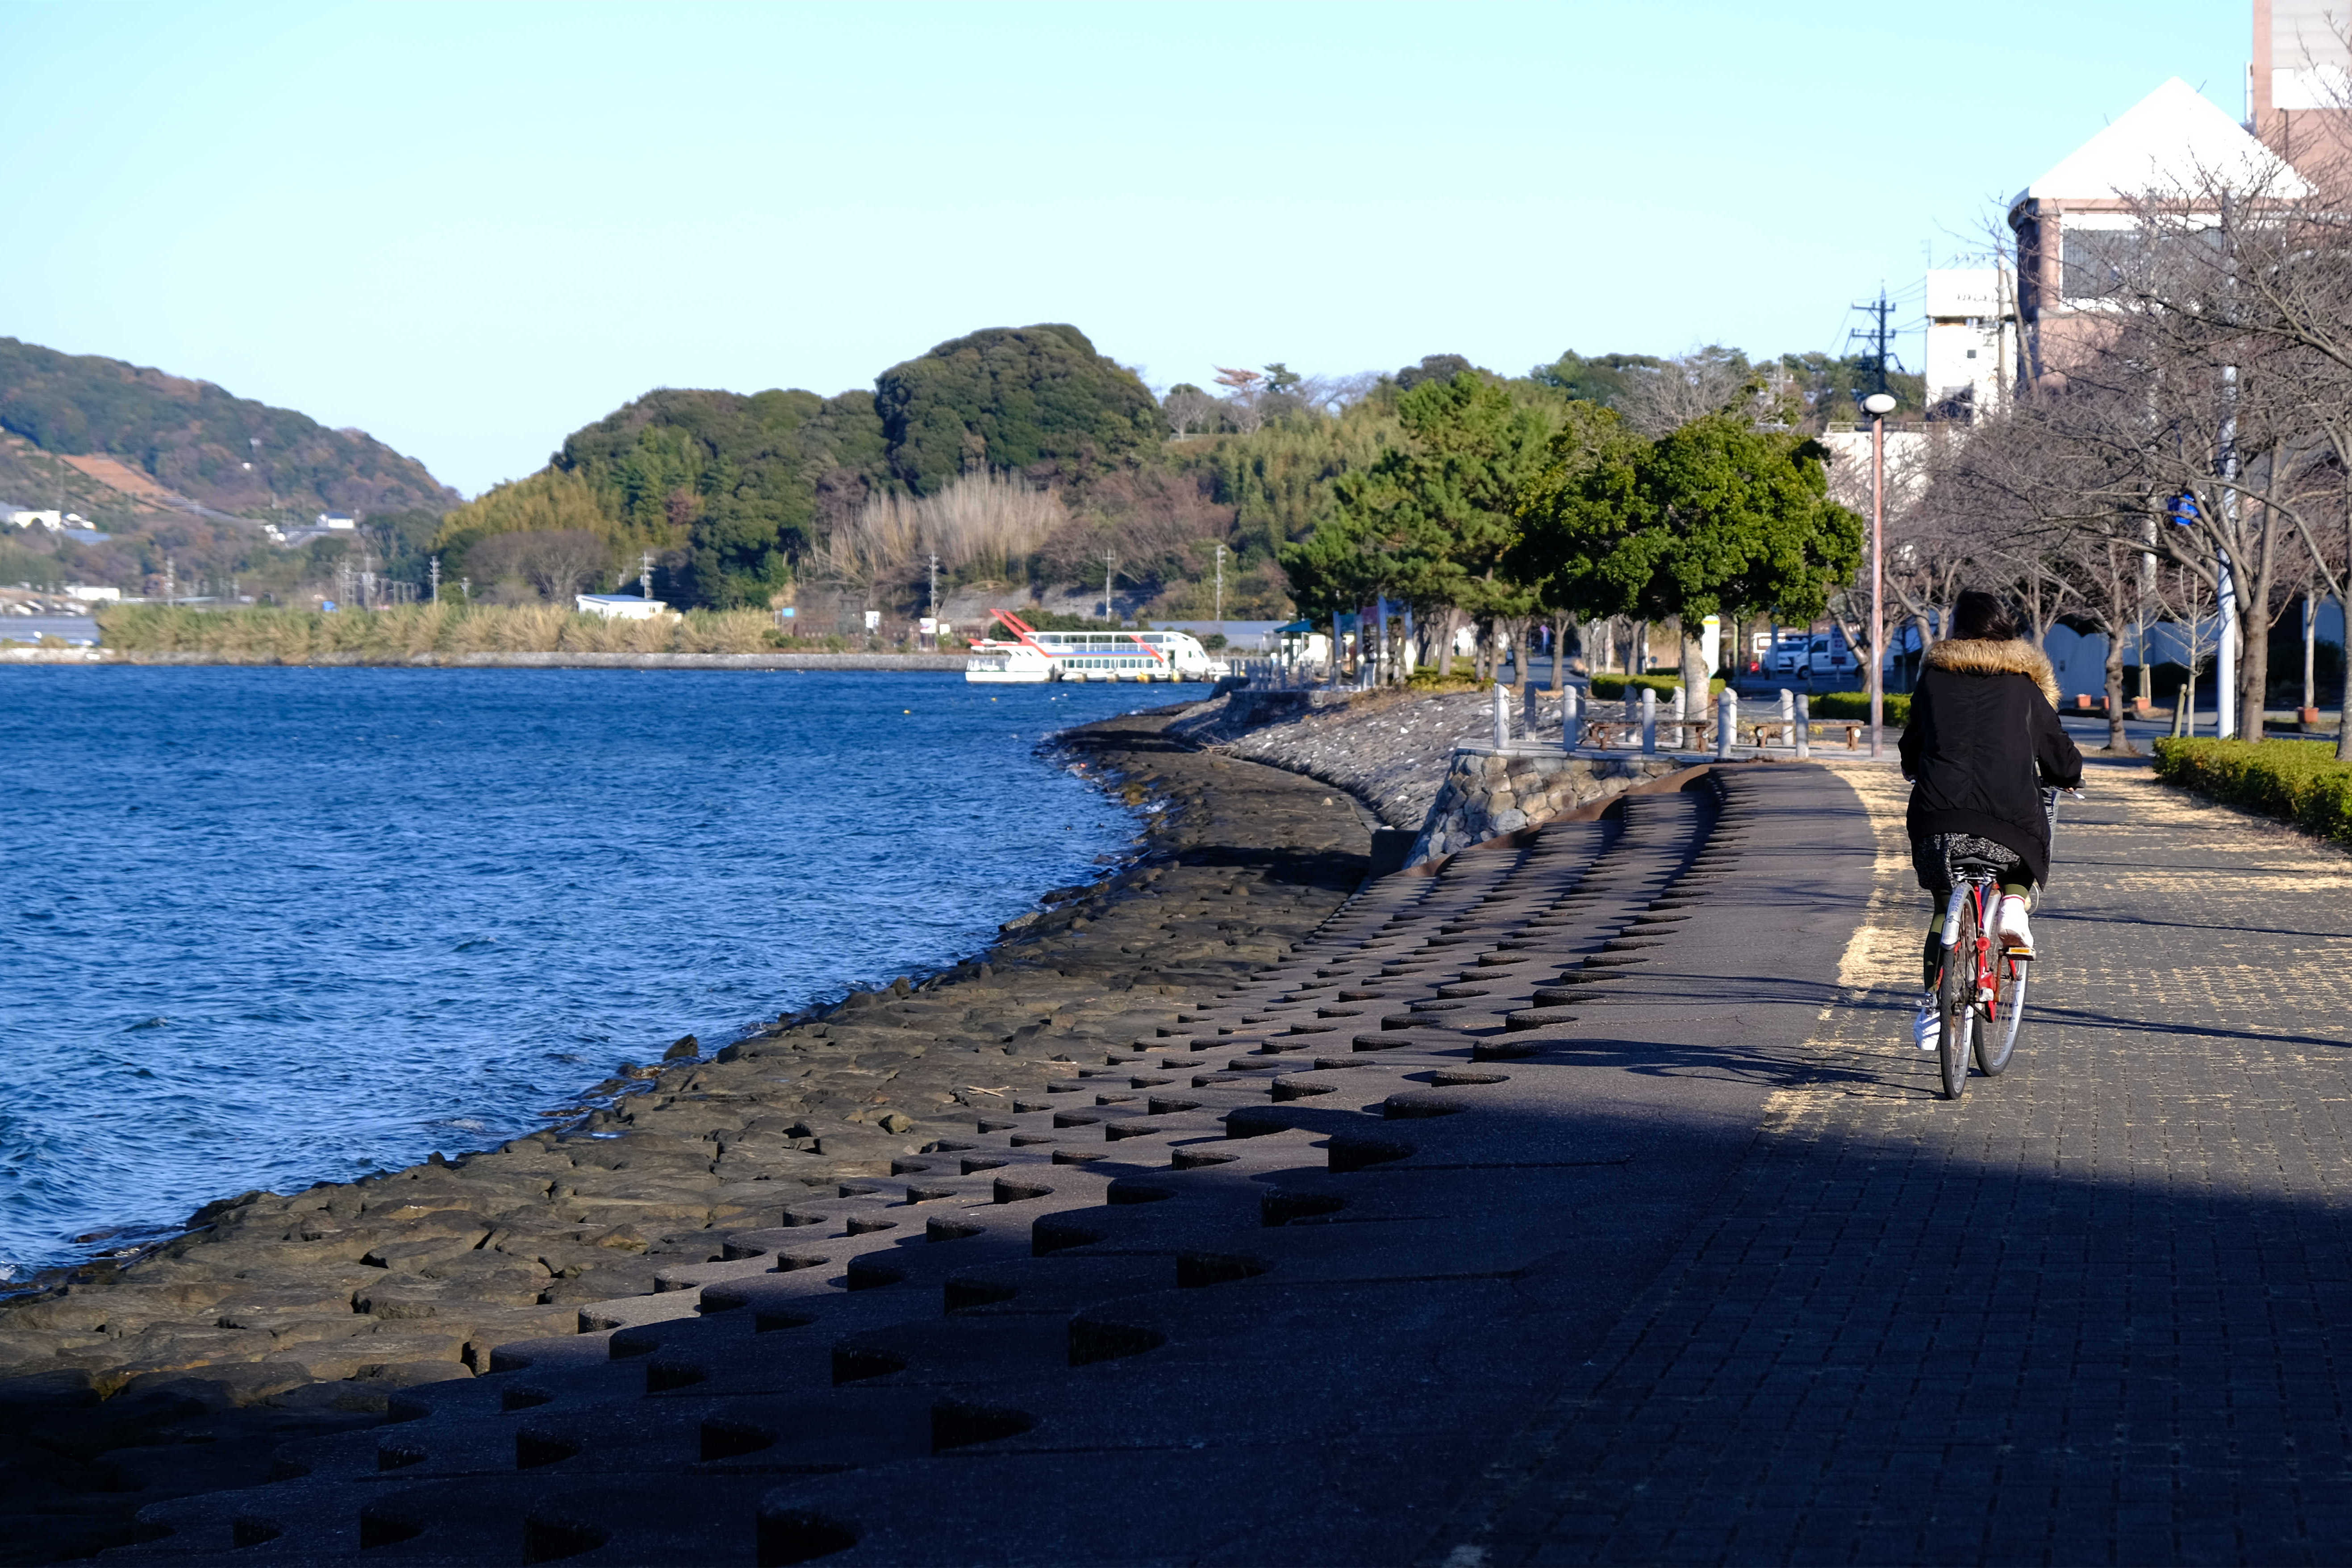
1892,155,2352,757
1277,368,1862,688
408,331,1896,623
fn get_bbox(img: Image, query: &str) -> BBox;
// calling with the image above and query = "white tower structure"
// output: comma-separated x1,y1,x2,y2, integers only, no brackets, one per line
1922,268,2017,420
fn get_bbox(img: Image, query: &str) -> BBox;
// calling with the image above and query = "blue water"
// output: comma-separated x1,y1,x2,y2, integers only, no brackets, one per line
0,668,1151,1279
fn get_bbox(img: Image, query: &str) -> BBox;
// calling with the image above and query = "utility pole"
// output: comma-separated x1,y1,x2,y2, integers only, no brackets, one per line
164,555,176,605
1847,287,1901,399
1102,551,1117,623
429,555,441,604
1214,542,1225,634
640,550,654,601
1862,392,1897,758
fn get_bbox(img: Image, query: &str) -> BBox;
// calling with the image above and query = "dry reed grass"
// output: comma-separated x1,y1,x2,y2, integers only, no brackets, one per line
814,470,1063,588
96,603,794,660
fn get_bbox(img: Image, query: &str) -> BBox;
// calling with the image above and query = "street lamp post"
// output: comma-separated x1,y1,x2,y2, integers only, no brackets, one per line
1863,392,1897,760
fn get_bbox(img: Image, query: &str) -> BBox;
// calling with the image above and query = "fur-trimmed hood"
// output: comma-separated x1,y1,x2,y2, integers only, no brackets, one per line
1923,638,2060,708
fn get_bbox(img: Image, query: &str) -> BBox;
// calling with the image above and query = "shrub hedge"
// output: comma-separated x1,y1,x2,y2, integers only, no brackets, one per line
1587,672,1728,699
2152,738,2352,846
1811,690,1912,726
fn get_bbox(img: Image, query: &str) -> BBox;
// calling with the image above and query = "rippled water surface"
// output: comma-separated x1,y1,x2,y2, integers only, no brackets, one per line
0,667,1151,1276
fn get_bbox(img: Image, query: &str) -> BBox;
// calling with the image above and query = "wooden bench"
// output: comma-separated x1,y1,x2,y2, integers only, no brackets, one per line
1747,721,1866,751
1576,721,1713,751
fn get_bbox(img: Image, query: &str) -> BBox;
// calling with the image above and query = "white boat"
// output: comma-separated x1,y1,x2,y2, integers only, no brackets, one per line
964,609,1229,684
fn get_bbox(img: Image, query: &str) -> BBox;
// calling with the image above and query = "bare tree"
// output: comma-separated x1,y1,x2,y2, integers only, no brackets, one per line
1294,371,1382,417
1163,384,1219,439
467,529,609,604
1214,367,1268,435
1617,346,1768,437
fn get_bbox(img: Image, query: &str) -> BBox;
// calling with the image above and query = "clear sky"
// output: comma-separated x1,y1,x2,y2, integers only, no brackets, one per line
2,1,2245,498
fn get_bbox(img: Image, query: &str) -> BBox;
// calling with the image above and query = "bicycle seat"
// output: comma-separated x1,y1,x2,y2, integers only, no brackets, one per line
1950,856,2009,875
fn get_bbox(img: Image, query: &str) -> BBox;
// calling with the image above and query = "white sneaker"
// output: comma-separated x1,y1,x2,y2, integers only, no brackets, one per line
1998,895,2034,957
1912,992,1941,1051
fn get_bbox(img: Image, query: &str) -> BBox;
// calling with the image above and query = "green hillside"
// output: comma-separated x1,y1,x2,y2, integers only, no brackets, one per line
0,338,458,518
874,324,1161,494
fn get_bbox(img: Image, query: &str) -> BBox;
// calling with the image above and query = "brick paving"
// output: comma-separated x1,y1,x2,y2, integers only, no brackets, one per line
1435,759,2352,1566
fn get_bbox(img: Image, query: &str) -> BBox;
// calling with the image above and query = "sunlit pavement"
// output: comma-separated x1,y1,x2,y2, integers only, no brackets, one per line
1439,759,2352,1566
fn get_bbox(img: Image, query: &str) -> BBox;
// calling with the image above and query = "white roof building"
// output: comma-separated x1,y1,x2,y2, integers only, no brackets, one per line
2008,78,2312,377
575,593,670,621
2011,77,2308,211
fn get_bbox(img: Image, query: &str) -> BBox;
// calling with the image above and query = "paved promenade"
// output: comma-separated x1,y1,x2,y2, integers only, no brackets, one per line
1440,759,2352,1565
60,749,2352,1564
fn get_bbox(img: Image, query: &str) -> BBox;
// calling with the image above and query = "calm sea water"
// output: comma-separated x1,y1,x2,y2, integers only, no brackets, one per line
0,667,1151,1278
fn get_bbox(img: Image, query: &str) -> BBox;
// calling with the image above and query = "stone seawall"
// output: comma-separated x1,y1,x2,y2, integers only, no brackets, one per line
1410,746,1695,863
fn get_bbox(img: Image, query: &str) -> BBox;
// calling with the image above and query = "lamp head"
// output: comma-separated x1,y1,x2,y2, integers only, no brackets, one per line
1862,393,1897,417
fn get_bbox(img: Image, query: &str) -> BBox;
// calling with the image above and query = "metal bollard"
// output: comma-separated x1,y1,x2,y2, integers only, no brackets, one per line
1492,684,1510,750
1670,684,1685,749
1640,687,1657,754
1795,692,1810,758
1564,685,1581,750
1715,688,1737,759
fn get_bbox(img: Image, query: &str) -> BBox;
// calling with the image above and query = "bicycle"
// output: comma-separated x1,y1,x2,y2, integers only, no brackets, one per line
1932,787,2075,1101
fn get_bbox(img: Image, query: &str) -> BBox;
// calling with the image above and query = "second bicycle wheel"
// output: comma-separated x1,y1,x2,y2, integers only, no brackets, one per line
1937,894,1977,1101
1978,957,2026,1076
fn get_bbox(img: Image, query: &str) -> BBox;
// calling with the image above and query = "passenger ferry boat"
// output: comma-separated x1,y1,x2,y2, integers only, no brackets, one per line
964,608,1229,684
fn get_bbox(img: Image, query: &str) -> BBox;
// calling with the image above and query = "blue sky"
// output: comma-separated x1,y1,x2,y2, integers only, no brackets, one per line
3,1,2244,497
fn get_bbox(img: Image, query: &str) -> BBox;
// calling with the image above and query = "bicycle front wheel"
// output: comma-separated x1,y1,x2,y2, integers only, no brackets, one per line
1937,894,1977,1101
1978,957,2026,1076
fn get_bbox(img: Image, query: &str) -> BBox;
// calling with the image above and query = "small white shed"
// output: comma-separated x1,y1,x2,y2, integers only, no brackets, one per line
575,593,669,620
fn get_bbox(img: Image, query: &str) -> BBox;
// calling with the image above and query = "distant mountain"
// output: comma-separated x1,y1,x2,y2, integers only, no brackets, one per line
0,338,459,519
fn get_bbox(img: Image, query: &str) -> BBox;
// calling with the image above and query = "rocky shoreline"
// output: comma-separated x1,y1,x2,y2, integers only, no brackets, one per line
1172,684,1572,830
0,703,1377,1561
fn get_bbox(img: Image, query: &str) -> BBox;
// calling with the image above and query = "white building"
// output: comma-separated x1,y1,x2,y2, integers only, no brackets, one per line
575,593,670,620
8,509,71,531
1923,268,2018,418
318,514,357,531
63,584,121,603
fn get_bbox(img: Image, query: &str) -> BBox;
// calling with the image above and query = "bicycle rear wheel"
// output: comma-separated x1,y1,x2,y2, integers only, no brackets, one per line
1937,893,1977,1101
1978,955,2026,1076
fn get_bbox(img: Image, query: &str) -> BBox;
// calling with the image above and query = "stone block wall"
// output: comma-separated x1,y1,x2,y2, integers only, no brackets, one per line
1408,746,1690,864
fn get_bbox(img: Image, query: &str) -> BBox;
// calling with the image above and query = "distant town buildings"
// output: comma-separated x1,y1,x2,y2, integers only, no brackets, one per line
7,508,87,531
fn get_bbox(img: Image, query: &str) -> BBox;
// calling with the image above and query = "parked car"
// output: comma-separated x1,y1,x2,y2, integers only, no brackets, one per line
1805,633,1856,679
1768,633,1811,675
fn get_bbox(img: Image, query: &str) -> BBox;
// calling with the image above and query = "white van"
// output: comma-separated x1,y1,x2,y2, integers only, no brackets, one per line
1805,632,1856,678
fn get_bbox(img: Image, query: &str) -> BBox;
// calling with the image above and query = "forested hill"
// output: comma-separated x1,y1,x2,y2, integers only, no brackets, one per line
0,338,459,518
442,323,1159,607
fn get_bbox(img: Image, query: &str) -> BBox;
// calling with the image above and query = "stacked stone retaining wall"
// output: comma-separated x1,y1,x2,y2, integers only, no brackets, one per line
1410,746,1692,863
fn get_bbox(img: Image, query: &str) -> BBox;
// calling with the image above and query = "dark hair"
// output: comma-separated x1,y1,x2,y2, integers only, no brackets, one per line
1951,590,2018,642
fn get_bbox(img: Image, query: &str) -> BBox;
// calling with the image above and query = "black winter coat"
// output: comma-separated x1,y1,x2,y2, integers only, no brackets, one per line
1897,637,2083,888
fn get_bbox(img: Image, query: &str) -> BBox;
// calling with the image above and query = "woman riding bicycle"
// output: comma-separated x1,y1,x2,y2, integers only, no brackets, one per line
1897,590,2082,1050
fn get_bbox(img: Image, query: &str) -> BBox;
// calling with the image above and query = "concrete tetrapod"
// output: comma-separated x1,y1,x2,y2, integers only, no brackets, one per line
114,764,1876,1566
